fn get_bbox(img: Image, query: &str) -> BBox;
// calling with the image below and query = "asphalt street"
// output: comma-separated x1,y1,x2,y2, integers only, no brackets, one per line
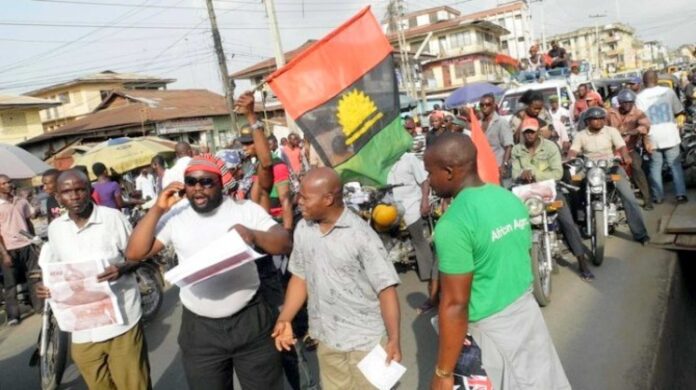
0,195,684,390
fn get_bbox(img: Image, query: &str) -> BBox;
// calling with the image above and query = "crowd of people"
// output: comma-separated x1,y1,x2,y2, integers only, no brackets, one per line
1,45,693,390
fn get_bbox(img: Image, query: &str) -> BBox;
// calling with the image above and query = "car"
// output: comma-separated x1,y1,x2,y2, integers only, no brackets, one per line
498,79,576,121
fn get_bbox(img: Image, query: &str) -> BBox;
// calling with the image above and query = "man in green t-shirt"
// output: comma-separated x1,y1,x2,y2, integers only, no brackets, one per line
425,133,569,390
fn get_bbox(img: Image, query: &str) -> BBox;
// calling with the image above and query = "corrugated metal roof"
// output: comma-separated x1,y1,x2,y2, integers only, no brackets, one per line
20,89,228,145
23,70,176,96
0,95,61,110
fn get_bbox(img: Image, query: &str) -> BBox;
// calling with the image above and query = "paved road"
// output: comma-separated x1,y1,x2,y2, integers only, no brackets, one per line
0,197,683,390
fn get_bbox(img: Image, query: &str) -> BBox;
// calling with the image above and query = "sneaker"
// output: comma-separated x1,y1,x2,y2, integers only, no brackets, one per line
676,196,688,204
7,319,19,327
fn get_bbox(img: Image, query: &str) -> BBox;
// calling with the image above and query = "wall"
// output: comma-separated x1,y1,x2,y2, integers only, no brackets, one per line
0,109,45,144
35,82,125,129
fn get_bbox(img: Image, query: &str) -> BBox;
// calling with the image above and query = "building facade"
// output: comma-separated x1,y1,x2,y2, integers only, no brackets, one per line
24,70,174,132
0,96,60,145
388,16,510,98
548,23,643,75
19,89,232,159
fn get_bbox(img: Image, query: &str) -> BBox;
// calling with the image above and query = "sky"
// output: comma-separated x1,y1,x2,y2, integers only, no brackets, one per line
0,0,694,96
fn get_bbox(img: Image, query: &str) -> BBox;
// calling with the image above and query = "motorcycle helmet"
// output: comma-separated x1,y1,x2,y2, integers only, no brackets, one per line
617,89,637,103
584,107,606,120
372,203,399,232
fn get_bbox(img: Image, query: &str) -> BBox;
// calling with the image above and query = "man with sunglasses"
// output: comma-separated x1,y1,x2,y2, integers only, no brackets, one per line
126,154,292,390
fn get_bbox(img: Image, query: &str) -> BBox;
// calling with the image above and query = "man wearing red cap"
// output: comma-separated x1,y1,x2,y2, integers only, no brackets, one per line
126,153,292,390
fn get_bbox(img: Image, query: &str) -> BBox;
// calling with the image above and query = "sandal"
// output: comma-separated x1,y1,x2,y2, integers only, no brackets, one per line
579,269,595,282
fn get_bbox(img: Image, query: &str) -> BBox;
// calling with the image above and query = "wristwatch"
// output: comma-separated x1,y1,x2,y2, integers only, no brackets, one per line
250,121,264,130
435,367,453,378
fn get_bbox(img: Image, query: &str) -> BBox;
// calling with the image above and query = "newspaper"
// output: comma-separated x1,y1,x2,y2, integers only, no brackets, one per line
164,229,264,288
42,259,124,332
511,179,557,203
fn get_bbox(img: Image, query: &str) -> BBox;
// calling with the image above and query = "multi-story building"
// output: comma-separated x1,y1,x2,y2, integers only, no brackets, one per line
548,23,643,75
391,1,533,60
387,12,510,98
23,70,175,132
641,41,671,69
0,95,60,145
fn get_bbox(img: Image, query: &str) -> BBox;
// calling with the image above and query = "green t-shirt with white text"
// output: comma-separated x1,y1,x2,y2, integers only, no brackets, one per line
435,184,533,322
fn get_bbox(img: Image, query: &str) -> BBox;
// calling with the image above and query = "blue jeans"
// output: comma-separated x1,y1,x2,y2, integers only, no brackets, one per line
613,167,649,240
649,145,687,200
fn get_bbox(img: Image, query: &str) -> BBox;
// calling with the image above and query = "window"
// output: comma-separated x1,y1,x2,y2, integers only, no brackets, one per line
409,17,417,28
429,13,438,24
501,40,509,50
450,32,472,48
485,33,494,43
46,108,52,120
518,37,525,42
58,92,70,103
438,36,448,52
497,18,505,27
454,63,465,78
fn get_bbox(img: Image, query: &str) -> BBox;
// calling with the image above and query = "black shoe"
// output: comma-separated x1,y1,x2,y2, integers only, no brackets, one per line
676,196,688,204
639,236,651,246
644,204,654,210
653,198,663,205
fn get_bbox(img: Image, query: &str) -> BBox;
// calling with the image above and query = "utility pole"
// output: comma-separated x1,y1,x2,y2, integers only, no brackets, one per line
530,0,546,50
589,14,607,76
387,0,418,113
263,0,295,133
205,0,238,146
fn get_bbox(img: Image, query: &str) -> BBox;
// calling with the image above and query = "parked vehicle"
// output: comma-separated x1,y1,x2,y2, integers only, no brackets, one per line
498,79,576,121
344,182,422,271
567,158,624,265
511,180,568,306
681,123,696,187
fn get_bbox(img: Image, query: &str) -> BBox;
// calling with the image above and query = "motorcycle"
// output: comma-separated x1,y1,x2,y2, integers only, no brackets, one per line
567,157,624,266
344,182,420,271
681,122,696,188
512,180,569,306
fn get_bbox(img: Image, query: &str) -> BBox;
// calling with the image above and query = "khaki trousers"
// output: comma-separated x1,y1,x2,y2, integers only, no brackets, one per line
316,341,375,390
71,322,151,390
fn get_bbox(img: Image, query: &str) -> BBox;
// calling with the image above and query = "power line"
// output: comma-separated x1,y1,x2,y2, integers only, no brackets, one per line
0,0,154,73
0,21,337,30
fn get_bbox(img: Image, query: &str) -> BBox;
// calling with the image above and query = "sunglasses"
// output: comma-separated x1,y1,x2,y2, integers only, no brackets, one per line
480,102,495,107
184,176,218,188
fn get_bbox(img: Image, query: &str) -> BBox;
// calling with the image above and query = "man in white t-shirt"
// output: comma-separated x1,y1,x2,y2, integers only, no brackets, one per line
161,142,193,189
135,167,156,200
126,154,292,390
549,95,571,153
636,70,688,203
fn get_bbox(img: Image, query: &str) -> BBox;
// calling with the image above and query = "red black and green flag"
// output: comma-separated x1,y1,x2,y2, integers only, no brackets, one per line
266,7,411,185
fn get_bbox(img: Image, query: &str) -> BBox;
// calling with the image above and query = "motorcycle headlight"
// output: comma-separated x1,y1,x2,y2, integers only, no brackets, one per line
525,197,545,217
598,159,608,169
584,160,595,169
587,167,605,188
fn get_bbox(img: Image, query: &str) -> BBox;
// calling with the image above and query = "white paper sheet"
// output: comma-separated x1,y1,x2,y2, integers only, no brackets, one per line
42,258,124,332
357,344,407,390
164,229,264,288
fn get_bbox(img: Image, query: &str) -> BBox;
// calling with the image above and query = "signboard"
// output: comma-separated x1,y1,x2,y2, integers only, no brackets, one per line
156,117,214,135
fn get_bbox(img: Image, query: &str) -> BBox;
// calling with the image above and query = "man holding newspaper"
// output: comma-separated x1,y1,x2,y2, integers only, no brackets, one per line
125,153,292,390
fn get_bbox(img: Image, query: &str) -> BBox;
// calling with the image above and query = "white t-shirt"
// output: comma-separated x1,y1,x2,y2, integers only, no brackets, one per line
156,198,276,318
162,156,192,189
550,107,571,147
135,174,156,200
636,86,684,149
387,152,428,226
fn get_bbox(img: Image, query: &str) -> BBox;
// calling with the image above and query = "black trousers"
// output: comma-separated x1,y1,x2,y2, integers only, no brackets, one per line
178,294,284,390
555,193,588,258
1,245,41,321
406,219,436,281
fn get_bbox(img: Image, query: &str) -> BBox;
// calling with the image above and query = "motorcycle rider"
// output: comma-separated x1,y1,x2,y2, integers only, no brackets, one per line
567,107,650,245
607,89,654,210
387,148,438,311
636,70,688,204
511,118,595,280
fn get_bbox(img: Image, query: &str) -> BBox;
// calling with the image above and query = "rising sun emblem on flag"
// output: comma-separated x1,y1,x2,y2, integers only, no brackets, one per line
336,89,384,145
